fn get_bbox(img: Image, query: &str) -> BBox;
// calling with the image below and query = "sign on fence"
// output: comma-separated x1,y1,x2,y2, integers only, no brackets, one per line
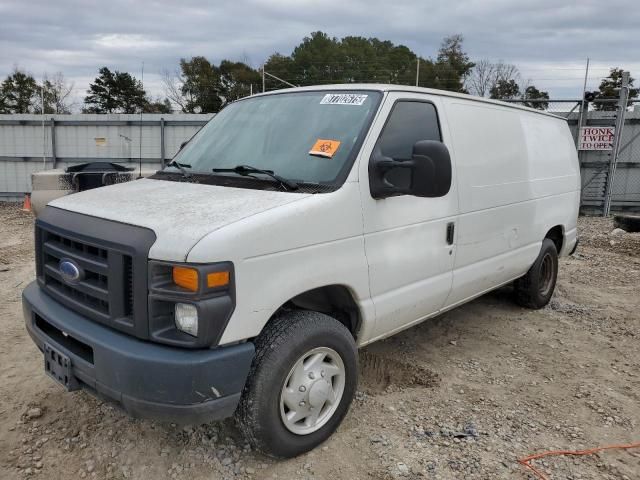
579,126,615,151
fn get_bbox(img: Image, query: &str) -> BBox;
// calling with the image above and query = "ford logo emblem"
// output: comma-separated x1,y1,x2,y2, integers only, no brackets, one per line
59,259,82,283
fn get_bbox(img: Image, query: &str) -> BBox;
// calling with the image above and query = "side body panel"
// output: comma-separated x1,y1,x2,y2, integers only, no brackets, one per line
187,182,375,346
441,98,580,308
357,93,459,342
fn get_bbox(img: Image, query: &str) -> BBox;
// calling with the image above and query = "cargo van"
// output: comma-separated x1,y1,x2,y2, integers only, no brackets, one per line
23,85,580,458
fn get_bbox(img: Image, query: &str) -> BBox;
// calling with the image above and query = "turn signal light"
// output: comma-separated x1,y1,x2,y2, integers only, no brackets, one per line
172,266,199,292
207,271,230,288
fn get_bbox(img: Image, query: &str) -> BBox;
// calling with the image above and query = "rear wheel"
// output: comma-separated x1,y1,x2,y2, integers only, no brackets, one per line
514,238,558,309
236,310,357,458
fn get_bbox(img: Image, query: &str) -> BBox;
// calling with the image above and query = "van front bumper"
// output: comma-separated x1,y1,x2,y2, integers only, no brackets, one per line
22,281,254,424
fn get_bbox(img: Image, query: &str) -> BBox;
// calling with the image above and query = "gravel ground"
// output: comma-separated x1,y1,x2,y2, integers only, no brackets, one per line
0,203,639,479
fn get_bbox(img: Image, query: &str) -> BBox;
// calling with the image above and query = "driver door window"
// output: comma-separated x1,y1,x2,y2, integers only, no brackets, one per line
375,101,442,188
378,101,442,161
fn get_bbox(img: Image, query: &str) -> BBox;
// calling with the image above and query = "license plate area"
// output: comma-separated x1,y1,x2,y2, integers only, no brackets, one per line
44,343,80,391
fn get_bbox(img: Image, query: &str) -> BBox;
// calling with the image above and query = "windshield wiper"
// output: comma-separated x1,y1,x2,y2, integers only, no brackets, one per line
166,160,192,179
212,165,298,190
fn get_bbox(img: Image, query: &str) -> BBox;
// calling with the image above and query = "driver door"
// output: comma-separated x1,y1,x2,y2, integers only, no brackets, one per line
359,93,459,341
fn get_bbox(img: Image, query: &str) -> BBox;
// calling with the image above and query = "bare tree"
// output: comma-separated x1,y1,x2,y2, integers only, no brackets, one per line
466,60,520,97
36,72,74,113
161,68,190,112
466,59,496,97
494,62,520,86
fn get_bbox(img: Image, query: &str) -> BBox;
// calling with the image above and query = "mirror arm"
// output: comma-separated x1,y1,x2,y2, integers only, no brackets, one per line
376,159,415,171
375,159,415,194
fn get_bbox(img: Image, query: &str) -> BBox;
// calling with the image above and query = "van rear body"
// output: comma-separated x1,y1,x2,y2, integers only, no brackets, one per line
23,85,579,457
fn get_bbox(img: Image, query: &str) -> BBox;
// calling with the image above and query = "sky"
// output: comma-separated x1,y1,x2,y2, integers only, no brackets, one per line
1,0,639,109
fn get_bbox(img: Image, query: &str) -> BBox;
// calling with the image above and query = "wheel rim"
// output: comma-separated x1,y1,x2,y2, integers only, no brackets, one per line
279,346,346,435
539,253,555,297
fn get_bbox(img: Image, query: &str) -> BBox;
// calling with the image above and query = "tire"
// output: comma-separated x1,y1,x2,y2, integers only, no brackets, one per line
613,214,640,233
513,238,558,309
236,310,358,458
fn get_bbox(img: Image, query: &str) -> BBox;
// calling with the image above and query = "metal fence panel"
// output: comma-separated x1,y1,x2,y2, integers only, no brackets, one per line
0,114,213,197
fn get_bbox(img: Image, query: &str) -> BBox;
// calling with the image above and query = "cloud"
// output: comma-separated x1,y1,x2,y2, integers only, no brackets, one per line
1,0,638,103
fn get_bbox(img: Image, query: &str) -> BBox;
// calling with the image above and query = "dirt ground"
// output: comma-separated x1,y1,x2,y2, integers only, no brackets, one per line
1,203,639,480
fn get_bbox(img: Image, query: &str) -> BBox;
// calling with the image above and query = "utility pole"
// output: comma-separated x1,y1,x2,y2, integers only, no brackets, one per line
262,65,266,93
576,58,590,147
415,58,420,87
41,84,46,169
138,62,144,179
603,70,630,216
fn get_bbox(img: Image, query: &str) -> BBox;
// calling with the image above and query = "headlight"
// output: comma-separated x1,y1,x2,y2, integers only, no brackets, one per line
148,260,235,348
175,303,198,337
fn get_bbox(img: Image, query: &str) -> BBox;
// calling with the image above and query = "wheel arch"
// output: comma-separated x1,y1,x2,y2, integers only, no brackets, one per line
261,284,363,341
544,224,564,253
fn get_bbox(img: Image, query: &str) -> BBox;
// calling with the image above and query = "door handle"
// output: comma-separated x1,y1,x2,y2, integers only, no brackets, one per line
446,222,455,245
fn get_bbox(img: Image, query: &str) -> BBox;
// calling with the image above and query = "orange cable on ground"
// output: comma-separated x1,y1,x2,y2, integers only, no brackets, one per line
518,442,640,479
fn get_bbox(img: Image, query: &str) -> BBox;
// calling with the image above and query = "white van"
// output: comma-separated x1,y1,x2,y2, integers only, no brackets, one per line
23,85,580,458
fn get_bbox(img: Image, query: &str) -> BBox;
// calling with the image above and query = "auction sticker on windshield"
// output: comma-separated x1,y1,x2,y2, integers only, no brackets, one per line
320,93,368,106
309,139,341,158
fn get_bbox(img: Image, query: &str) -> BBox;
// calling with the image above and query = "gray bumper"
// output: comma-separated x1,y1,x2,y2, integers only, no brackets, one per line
22,281,254,424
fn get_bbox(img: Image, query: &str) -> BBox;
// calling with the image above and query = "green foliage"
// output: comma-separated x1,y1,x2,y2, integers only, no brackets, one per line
594,68,639,111
178,56,222,113
264,31,473,93
522,85,550,110
434,34,475,92
170,57,259,113
83,67,147,113
0,69,39,113
219,60,261,103
165,32,473,113
143,98,173,113
489,79,521,100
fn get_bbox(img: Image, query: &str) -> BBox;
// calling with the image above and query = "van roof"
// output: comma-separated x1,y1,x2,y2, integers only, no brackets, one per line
256,84,564,120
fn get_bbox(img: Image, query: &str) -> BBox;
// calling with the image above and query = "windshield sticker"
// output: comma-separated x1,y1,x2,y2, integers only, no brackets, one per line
309,139,341,158
320,93,368,106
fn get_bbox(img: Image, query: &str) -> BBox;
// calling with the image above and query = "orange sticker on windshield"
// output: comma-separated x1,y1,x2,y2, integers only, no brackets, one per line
309,139,341,158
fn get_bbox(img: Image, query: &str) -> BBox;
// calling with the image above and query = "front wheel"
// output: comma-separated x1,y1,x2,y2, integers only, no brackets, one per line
513,238,558,309
235,310,357,458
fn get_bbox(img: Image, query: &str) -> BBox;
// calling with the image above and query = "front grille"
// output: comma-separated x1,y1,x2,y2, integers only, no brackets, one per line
36,224,136,335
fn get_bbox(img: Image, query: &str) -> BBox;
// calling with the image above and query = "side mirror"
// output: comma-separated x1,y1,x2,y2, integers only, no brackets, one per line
369,140,452,199
179,141,188,151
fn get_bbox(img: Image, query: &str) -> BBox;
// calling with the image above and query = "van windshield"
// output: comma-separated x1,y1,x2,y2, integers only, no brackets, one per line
165,90,381,188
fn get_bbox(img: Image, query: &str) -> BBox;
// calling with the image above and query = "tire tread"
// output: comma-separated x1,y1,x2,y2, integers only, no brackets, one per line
235,310,356,457
514,238,558,309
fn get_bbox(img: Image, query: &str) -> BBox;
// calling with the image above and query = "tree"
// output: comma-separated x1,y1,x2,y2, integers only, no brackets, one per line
594,68,639,111
261,31,473,93
219,60,261,103
162,68,189,112
163,57,260,113
466,60,520,97
489,79,520,100
466,59,497,97
0,68,38,113
178,56,222,113
83,67,146,113
522,85,549,110
434,34,475,92
38,72,74,114
143,97,172,113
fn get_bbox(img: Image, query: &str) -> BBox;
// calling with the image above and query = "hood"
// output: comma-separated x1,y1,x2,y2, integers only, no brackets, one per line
48,178,311,261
